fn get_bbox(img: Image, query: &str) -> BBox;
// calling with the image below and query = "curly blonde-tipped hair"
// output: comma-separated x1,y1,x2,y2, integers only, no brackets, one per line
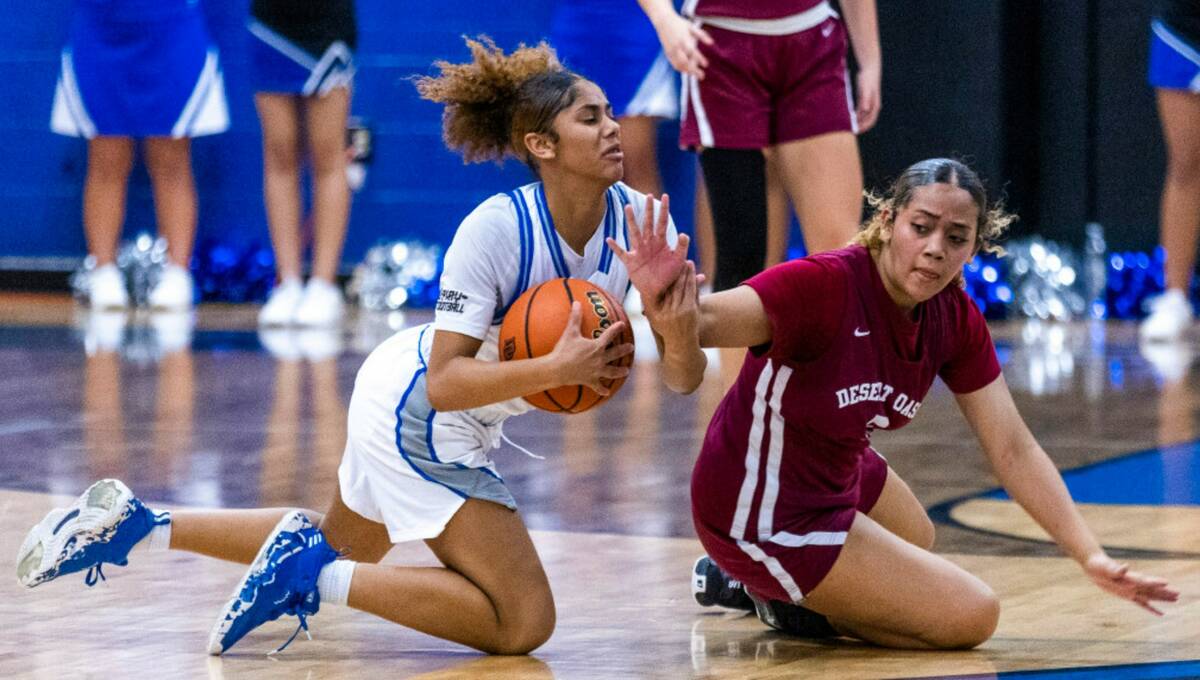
414,36,582,171
853,158,1015,286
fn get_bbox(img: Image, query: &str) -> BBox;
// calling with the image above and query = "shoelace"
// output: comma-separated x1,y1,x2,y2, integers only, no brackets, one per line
269,607,314,656
84,564,107,587
266,545,348,656
82,508,169,588
501,432,545,460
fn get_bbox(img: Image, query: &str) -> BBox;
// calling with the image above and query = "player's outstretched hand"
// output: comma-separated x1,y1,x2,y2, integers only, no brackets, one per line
1083,553,1179,616
608,193,694,306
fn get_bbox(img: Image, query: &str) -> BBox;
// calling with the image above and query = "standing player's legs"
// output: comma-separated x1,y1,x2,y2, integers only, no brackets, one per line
769,16,863,256
773,131,863,255
143,137,197,269
1157,88,1200,295
616,115,664,196
256,93,305,284
801,512,1000,649
303,87,351,286
763,150,793,267
693,165,716,282
83,137,136,267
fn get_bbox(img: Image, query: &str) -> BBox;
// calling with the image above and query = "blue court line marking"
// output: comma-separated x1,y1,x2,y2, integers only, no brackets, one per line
904,659,1200,679
983,442,1200,506
929,439,1200,557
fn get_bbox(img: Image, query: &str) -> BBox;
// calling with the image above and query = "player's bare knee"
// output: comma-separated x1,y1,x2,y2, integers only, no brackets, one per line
262,138,299,174
925,589,999,649
489,608,555,655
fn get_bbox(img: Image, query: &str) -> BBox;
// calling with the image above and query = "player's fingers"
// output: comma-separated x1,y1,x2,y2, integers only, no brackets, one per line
644,193,657,237
624,205,643,247
606,237,630,262
684,260,698,297
691,25,715,45
562,302,583,334
603,345,634,363
675,232,691,256
595,320,628,346
656,193,671,236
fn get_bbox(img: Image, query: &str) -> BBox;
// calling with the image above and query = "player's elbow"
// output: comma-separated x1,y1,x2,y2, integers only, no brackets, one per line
425,372,456,411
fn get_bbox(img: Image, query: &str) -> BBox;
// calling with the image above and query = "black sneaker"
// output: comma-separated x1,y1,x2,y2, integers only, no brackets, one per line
691,555,755,611
751,596,838,638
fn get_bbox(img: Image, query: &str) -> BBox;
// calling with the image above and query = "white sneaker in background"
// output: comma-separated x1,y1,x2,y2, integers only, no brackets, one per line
296,327,343,361
258,279,304,327
89,264,128,310
150,310,194,355
1140,339,1193,383
1140,289,1193,342
81,310,127,355
257,327,302,361
294,279,344,328
148,264,194,311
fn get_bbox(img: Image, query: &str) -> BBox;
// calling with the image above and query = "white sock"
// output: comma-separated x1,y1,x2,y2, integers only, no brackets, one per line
316,559,356,607
130,510,172,554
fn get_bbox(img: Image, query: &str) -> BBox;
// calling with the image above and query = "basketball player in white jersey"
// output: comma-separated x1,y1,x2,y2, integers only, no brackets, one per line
18,37,685,656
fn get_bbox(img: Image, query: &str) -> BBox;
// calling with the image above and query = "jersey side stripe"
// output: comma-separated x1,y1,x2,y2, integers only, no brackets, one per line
768,530,847,547
416,328,502,480
756,363,793,541
737,539,804,602
729,362,776,540
391,326,468,498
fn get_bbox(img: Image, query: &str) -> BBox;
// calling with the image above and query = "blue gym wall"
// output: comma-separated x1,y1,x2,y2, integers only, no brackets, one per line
0,0,665,270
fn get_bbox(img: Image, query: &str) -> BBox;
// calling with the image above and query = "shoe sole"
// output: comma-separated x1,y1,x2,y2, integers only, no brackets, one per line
206,510,309,656
16,479,134,588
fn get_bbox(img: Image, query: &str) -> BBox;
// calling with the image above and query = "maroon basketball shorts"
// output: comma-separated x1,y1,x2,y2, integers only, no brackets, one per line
692,447,888,603
679,12,857,149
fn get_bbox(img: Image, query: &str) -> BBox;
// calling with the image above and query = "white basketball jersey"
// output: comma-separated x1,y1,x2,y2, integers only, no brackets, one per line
432,180,675,423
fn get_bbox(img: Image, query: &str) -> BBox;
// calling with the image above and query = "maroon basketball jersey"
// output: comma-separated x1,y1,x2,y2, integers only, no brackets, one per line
693,246,1000,545
683,0,826,21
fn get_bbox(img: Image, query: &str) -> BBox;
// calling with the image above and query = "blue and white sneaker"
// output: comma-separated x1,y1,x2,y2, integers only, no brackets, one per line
16,479,169,588
207,511,338,655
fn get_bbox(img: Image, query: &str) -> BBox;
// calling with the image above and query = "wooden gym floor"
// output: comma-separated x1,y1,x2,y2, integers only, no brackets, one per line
0,292,1196,679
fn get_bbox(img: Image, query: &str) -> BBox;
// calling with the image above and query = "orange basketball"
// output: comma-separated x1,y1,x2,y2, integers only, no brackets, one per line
498,277,634,413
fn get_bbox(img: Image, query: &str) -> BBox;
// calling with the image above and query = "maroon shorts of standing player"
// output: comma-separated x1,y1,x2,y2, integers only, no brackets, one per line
692,446,889,604
679,5,857,149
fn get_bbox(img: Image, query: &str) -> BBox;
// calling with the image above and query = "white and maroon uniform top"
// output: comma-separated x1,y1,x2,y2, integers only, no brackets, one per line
691,245,1000,601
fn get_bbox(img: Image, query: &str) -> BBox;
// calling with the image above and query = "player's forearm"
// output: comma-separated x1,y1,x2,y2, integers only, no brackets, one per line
654,329,707,394
426,355,566,412
989,440,1104,564
839,0,882,72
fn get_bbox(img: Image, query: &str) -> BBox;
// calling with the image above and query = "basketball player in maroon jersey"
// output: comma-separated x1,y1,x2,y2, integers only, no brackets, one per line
611,158,1178,649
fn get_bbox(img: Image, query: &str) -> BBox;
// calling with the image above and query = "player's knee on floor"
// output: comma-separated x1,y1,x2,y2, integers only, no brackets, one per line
921,588,1000,649
487,608,556,655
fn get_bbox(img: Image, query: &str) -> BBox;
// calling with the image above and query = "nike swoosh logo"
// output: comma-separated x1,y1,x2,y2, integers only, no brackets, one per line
854,328,870,337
